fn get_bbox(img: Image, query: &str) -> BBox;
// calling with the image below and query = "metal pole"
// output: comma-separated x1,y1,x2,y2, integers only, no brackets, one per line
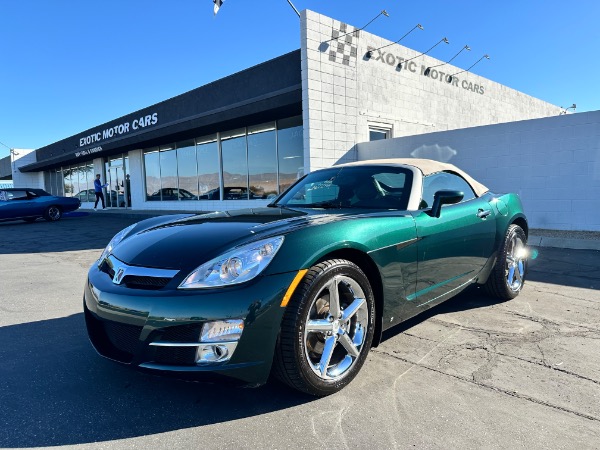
287,0,300,17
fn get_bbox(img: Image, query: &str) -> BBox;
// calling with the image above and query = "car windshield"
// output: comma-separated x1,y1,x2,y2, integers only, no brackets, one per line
274,166,413,210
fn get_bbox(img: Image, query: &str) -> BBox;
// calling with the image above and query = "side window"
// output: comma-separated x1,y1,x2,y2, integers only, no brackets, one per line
6,190,29,201
369,126,391,141
420,172,476,209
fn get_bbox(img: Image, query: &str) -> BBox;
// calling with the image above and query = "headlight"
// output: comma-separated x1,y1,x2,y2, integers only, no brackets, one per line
179,236,284,289
97,224,136,265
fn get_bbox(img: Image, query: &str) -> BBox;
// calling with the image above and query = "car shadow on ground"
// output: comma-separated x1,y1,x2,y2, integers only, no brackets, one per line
381,287,502,341
0,313,313,448
0,287,515,448
525,246,600,290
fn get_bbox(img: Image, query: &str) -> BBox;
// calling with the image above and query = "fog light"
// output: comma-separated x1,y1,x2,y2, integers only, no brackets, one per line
196,320,244,365
196,342,239,364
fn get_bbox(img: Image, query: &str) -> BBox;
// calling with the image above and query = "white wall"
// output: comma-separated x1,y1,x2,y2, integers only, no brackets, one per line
357,110,600,232
10,149,43,188
300,10,562,173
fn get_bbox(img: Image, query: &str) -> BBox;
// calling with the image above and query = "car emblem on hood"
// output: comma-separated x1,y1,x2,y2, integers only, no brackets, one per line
113,267,126,285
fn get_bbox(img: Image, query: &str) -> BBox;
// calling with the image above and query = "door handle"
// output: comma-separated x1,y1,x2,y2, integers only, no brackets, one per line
477,209,492,219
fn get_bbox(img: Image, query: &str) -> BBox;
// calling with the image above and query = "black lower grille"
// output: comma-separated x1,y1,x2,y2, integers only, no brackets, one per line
154,347,198,366
151,323,203,366
160,323,202,342
85,306,142,364
104,321,143,355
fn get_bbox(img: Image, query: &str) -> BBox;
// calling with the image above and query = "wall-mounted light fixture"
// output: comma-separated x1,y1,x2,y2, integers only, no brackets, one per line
365,23,424,59
397,37,449,70
560,103,577,114
321,9,389,49
424,44,470,76
447,54,490,83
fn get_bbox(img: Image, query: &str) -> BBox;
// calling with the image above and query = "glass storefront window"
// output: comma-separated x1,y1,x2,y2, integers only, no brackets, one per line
248,122,277,199
176,140,198,199
71,165,87,202
55,169,64,196
144,148,160,201
221,128,248,200
277,116,303,193
85,164,94,200
70,166,80,200
44,171,52,195
63,169,73,197
140,116,303,203
197,135,219,200
158,146,178,201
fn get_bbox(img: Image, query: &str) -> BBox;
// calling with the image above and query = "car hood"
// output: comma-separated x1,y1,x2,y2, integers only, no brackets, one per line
111,207,346,271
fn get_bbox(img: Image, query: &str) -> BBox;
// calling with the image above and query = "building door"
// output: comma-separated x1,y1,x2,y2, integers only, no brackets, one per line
104,156,127,208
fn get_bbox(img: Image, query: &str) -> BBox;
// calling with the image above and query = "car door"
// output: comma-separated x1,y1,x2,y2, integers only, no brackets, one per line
411,172,496,308
0,190,33,219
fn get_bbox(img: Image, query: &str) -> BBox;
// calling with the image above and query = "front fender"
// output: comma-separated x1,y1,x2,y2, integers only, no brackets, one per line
266,214,417,274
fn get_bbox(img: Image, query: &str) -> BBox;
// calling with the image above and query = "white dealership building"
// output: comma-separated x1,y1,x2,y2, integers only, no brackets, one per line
2,10,598,231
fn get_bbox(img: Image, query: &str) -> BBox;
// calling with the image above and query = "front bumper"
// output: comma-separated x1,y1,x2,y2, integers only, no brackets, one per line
84,263,299,386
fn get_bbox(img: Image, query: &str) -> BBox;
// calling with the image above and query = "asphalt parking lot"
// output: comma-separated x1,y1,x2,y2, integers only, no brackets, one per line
0,213,599,449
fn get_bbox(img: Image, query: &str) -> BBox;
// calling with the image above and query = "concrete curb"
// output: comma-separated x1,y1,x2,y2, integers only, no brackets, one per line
528,235,600,251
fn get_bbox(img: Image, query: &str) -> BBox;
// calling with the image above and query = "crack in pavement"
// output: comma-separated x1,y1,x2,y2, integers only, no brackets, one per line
402,332,438,343
528,287,600,306
431,311,600,337
490,350,600,387
372,349,600,423
507,310,600,334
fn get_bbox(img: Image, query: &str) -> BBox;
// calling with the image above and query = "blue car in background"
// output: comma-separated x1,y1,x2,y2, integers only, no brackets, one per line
0,188,81,222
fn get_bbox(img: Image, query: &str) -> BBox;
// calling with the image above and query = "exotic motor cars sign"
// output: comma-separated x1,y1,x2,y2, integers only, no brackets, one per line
78,112,159,148
365,46,485,95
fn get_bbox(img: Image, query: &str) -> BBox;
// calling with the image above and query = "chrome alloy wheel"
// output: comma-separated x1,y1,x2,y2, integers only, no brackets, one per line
47,206,61,221
303,275,369,380
505,235,526,292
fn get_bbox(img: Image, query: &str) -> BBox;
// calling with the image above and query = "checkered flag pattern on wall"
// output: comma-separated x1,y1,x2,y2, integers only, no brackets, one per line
328,22,359,66
213,0,223,15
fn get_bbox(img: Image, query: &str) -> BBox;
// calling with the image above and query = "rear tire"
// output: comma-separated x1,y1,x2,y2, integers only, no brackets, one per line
484,224,527,300
273,259,375,396
44,206,62,222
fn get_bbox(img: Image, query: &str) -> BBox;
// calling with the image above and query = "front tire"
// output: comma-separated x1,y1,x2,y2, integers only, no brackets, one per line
484,224,527,300
274,259,375,396
44,206,62,222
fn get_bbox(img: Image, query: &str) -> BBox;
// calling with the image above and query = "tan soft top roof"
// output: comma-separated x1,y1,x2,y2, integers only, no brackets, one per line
337,158,489,197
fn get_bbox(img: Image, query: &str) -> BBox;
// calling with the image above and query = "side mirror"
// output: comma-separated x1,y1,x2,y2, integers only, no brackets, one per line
429,190,464,218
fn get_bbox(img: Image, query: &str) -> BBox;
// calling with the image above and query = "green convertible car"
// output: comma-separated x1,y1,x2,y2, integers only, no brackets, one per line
84,159,529,395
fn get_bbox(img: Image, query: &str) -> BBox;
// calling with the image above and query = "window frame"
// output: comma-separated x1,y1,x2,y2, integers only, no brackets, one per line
368,125,392,141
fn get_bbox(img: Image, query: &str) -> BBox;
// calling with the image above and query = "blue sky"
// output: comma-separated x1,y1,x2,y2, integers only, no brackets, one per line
1,0,599,160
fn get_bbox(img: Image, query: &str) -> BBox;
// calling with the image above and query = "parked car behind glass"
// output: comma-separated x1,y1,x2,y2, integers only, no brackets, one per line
75,189,125,207
147,188,199,201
